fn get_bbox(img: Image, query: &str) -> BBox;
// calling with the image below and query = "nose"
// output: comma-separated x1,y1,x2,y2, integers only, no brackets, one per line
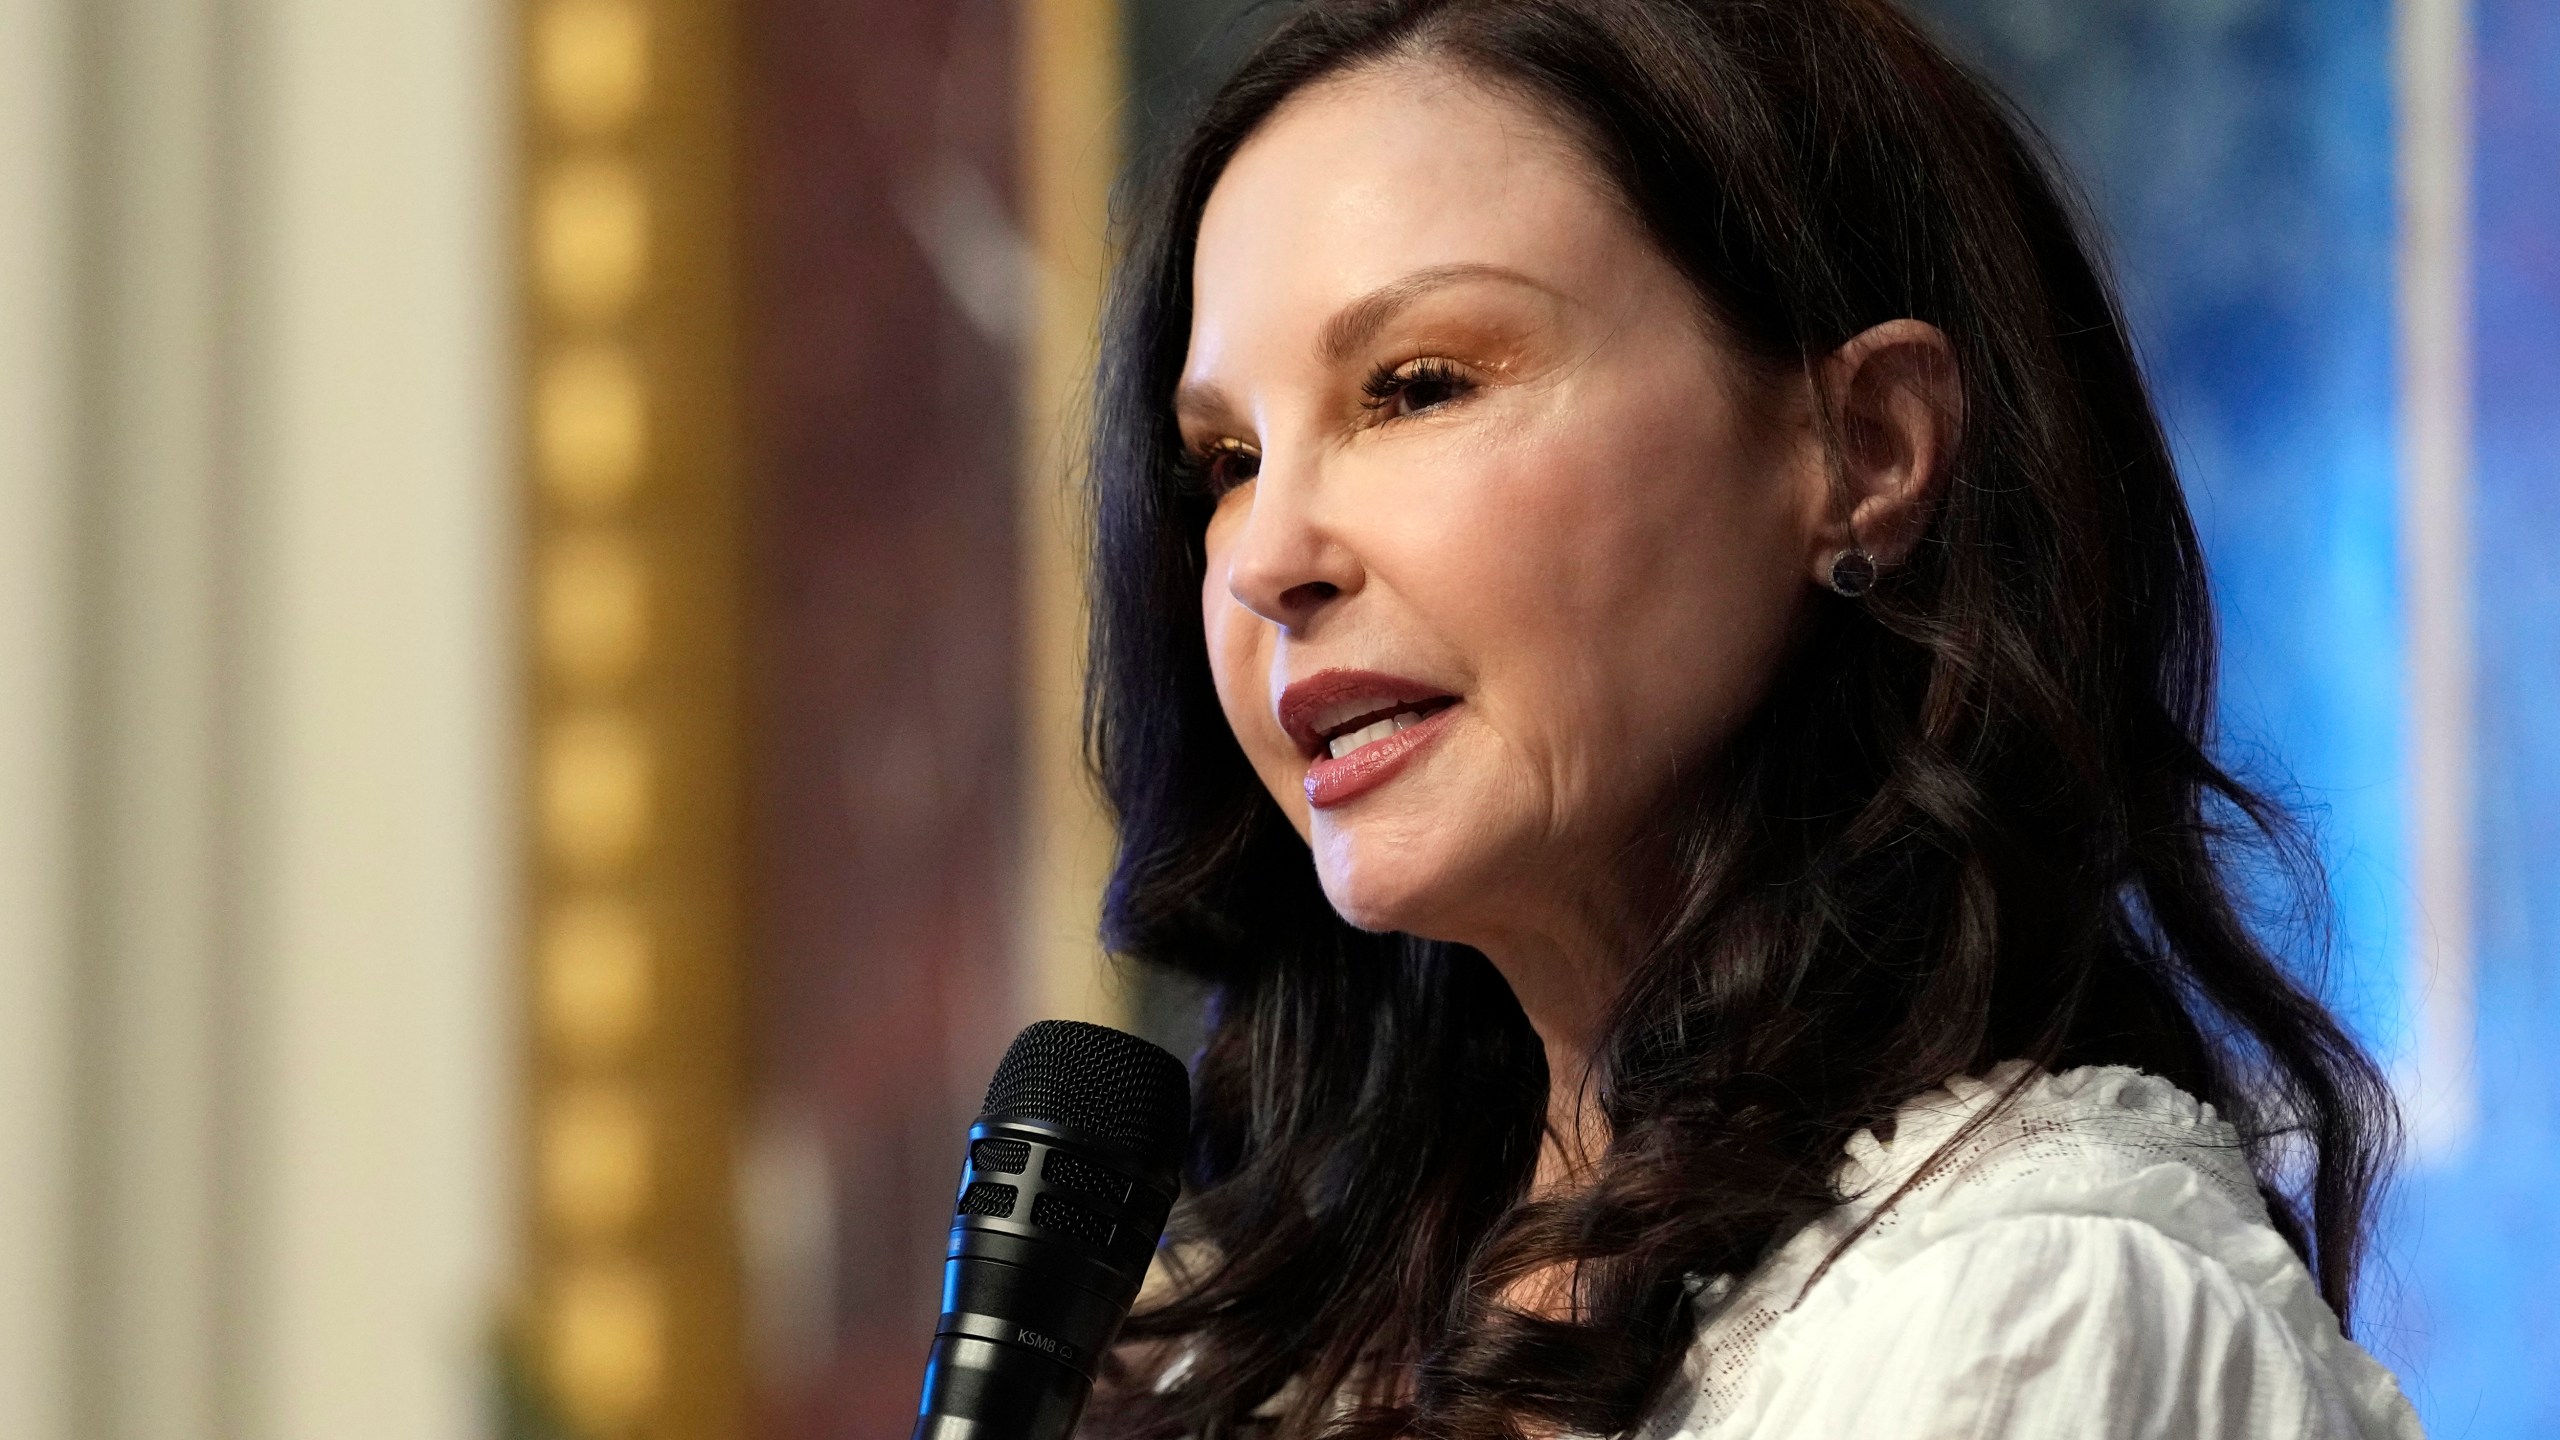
1219,449,1361,633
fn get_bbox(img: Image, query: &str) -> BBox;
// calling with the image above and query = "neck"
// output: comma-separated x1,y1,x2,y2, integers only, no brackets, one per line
1469,918,1626,1197
1535,1035,1610,1196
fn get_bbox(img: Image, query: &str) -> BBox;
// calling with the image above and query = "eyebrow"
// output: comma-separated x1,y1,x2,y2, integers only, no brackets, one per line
1316,261,1551,365
1174,261,1557,425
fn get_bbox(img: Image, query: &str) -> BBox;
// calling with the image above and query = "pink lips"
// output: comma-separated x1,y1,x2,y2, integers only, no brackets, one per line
1277,668,1461,810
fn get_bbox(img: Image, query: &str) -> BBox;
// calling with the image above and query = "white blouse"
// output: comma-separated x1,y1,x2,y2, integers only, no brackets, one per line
1635,1064,2423,1440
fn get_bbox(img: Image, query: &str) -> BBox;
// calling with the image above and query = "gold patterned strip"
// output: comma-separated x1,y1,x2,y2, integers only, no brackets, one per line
537,342,650,514
520,0,744,1433
1016,0,1128,1029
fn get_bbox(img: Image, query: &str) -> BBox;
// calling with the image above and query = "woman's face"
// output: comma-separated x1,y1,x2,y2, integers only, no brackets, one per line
1181,63,1829,959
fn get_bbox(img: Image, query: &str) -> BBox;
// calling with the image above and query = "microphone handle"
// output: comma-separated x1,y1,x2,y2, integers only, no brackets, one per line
911,1332,1092,1440
913,1240,1132,1440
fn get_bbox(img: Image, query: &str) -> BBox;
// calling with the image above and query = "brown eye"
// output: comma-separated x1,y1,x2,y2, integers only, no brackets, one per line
1361,358,1475,420
1205,441,1260,494
1405,378,1461,414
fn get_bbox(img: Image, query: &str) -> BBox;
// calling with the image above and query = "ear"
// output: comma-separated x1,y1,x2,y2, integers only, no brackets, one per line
1807,319,1963,583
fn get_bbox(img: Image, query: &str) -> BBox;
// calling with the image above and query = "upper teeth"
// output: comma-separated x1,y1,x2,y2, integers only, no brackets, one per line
1326,711,1421,759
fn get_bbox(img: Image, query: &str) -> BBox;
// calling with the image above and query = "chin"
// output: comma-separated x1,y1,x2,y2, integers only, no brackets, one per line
1309,828,1481,940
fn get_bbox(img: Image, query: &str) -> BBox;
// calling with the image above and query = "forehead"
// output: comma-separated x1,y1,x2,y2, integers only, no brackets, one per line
1188,62,1639,360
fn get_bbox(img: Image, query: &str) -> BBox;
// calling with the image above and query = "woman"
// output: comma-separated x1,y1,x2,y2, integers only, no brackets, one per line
1082,1,2419,1436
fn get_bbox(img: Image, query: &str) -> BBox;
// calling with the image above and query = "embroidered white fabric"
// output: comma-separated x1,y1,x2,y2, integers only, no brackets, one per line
1631,1063,2424,1440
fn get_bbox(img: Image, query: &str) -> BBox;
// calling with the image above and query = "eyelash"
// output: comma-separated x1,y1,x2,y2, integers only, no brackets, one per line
1184,439,1261,497
1361,357,1475,419
1181,357,1477,497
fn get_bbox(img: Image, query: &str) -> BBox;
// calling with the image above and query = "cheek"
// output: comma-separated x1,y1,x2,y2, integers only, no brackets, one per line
1411,382,1806,784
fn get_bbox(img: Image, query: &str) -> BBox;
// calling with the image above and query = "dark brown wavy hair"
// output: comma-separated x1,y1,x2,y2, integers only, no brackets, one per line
1080,1,2397,1436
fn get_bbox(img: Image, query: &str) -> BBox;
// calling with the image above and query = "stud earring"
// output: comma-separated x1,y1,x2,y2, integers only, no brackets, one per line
1826,547,1878,598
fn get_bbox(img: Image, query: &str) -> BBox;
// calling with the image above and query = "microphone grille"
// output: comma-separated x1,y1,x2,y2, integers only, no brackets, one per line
979,1020,1191,1162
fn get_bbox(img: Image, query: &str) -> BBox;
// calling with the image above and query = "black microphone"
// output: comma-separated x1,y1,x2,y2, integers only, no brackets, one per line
912,1020,1191,1440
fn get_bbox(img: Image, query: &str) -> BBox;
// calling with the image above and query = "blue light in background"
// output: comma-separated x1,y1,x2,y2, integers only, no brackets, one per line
1916,0,2410,1072
1910,1,2560,1432
2410,2,2560,1432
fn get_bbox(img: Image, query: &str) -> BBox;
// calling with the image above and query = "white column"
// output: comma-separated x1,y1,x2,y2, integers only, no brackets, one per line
7,0,516,1431
2395,0,2476,1162
0,0,78,1432
228,0,515,1432
82,0,235,1430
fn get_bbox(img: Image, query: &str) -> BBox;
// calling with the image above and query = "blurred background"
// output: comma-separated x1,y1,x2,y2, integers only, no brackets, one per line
1,0,2551,1437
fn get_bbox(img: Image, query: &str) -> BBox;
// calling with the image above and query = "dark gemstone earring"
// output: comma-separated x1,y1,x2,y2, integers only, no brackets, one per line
1826,546,1879,598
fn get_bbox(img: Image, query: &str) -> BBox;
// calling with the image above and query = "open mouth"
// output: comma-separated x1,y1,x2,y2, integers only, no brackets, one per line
1313,698,1458,760
1278,669,1464,809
